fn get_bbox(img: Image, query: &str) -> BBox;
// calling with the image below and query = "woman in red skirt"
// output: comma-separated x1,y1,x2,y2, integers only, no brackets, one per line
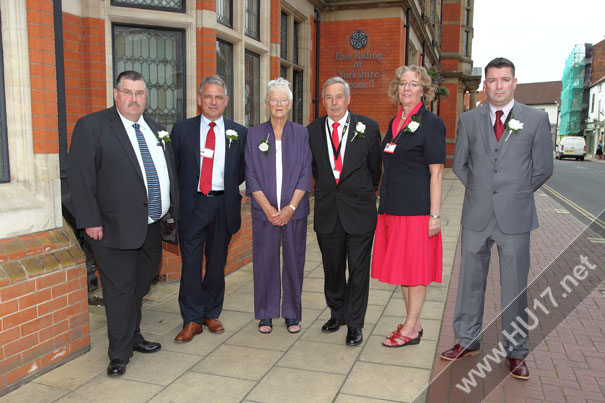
371,65,446,347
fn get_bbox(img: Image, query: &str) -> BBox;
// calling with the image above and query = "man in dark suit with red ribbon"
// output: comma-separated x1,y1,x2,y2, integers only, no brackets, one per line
308,77,382,346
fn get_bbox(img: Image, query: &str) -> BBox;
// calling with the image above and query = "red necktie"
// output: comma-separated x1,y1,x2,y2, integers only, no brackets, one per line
494,110,504,141
331,122,342,184
199,122,216,194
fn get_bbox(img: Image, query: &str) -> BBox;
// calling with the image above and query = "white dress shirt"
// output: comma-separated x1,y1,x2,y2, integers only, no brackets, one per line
489,100,515,126
199,115,226,191
325,111,351,170
117,110,170,223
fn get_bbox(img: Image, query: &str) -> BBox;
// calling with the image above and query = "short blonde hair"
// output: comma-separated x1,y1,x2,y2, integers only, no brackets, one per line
387,65,435,105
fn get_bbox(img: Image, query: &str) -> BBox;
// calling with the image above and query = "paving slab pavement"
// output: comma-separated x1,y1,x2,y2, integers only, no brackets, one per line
3,167,603,402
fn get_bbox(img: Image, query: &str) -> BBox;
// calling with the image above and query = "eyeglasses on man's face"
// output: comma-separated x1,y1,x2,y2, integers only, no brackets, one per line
119,89,147,98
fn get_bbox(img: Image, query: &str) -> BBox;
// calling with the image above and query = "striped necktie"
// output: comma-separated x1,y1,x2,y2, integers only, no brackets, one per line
133,123,162,221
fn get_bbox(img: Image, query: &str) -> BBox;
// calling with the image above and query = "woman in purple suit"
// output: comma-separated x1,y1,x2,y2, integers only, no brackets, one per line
245,77,312,334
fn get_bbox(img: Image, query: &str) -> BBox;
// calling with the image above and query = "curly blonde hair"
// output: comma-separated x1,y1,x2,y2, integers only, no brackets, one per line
387,65,435,105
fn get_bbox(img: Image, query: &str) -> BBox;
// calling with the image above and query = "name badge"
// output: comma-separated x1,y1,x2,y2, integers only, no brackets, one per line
333,170,341,180
201,148,214,159
384,143,397,154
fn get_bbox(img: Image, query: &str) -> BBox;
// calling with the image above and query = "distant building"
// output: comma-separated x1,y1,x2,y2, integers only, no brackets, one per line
586,39,605,155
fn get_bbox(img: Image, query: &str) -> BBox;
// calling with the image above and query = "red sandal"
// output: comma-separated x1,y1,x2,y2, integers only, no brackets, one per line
382,328,421,348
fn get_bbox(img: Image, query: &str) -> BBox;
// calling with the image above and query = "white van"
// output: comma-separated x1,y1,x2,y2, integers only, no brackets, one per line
556,136,586,160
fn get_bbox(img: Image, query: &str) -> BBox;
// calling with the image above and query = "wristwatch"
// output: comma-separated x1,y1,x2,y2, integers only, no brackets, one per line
289,204,296,211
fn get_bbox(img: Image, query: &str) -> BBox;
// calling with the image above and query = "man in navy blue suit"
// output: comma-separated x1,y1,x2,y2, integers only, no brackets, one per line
170,76,247,342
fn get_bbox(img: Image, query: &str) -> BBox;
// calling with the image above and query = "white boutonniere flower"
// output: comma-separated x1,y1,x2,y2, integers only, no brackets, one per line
259,138,270,156
504,117,524,142
507,119,523,133
154,130,171,149
226,129,238,148
351,121,366,142
404,115,422,133
407,121,420,132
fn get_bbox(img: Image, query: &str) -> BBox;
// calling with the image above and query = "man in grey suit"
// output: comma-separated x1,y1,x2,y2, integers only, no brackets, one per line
441,58,553,380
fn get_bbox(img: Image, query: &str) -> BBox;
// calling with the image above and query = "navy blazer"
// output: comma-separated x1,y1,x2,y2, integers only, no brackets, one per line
245,120,312,221
170,115,247,235
378,105,446,216
68,106,179,249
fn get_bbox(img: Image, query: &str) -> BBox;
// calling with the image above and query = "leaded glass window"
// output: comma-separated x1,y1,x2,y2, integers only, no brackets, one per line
293,70,303,124
217,0,232,28
280,66,287,80
113,25,185,130
293,21,299,65
0,22,9,183
245,51,260,126
280,12,288,60
245,0,260,40
111,0,184,12
216,40,234,120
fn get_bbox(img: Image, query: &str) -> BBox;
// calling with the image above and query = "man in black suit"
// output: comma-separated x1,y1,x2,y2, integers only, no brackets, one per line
171,76,247,342
308,77,382,346
68,71,179,376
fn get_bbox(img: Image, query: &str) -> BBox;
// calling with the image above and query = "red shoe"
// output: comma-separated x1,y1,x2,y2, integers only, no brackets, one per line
508,358,530,380
382,328,421,348
440,344,479,361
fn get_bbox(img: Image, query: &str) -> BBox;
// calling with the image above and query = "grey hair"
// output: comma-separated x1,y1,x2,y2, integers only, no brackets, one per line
199,75,228,97
264,77,293,104
322,76,350,98
115,71,148,92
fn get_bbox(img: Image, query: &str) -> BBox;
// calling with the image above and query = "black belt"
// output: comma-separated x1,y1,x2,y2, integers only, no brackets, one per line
199,190,224,197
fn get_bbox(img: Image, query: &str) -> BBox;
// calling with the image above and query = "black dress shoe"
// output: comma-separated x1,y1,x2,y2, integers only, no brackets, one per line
107,358,129,377
346,327,363,346
133,340,162,353
322,318,345,332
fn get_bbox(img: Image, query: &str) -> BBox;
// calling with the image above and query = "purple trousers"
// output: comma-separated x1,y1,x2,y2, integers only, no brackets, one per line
252,217,307,321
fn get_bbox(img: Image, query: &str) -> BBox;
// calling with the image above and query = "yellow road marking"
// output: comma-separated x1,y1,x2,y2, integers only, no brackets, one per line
542,184,605,231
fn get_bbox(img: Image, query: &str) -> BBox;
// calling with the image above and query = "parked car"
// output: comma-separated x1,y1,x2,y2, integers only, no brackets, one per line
556,136,586,160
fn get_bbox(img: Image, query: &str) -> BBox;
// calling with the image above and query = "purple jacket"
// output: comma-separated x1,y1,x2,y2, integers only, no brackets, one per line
245,120,312,222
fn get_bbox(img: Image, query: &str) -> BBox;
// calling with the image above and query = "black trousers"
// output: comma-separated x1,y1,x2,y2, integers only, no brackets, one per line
92,221,161,360
316,215,374,328
178,193,231,324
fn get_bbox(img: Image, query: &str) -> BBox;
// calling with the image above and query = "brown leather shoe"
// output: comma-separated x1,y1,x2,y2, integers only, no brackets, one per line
440,343,480,361
202,318,225,333
508,358,530,380
174,322,203,343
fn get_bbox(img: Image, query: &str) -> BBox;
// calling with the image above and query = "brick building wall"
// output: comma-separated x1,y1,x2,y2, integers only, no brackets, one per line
0,224,89,394
315,17,403,130
28,0,59,154
591,39,605,84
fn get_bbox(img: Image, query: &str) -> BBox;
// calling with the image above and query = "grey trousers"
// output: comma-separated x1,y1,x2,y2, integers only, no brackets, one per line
453,214,530,359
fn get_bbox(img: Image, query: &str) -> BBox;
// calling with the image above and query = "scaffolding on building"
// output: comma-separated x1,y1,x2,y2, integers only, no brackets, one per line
559,44,585,136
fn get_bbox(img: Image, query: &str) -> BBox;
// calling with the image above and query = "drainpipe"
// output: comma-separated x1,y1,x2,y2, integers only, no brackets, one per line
53,0,68,198
405,8,410,66
313,8,321,119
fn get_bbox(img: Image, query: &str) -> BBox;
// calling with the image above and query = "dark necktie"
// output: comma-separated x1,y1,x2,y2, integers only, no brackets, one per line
494,110,505,141
331,122,342,184
133,123,162,221
199,122,216,194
